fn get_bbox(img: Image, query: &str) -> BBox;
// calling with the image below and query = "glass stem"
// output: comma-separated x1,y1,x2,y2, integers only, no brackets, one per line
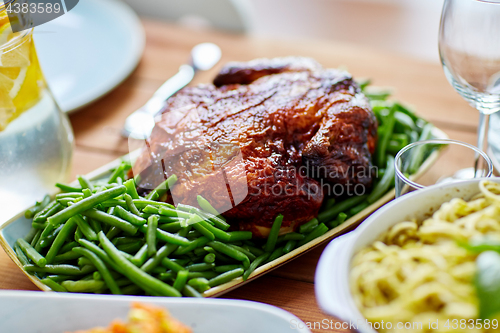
475,112,490,177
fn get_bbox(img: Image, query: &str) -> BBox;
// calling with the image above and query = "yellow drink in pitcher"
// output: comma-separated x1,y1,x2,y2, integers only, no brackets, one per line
0,9,73,221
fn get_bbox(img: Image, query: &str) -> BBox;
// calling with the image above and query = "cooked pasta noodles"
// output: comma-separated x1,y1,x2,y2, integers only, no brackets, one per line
350,180,500,333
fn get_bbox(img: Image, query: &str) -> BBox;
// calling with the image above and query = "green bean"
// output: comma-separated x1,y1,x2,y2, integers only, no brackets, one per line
227,231,252,242
74,227,83,242
57,197,77,206
41,278,68,292
46,274,72,282
143,205,159,214
264,214,283,253
114,205,146,226
188,277,210,292
243,244,265,257
55,183,82,192
61,279,105,293
77,175,94,192
34,202,63,223
182,285,202,297
159,222,183,233
214,265,243,273
186,271,218,279
54,251,82,264
39,224,62,249
60,241,78,253
299,218,319,234
367,155,395,204
23,227,38,243
348,201,370,216
327,212,348,229
17,238,46,267
324,197,336,210
141,244,178,273
158,206,192,219
133,199,174,210
208,268,244,287
117,241,143,254
146,175,177,200
204,253,216,264
243,253,270,280
317,195,367,222
78,239,125,275
56,192,83,200
228,244,256,261
30,230,42,247
158,272,174,282
78,257,92,267
297,223,329,247
277,232,305,243
196,211,230,230
186,262,215,272
82,188,92,198
408,123,434,174
31,222,47,230
196,195,223,217
48,186,126,226
98,232,181,297
121,284,143,295
69,215,97,241
89,218,102,234
24,264,94,276
45,219,78,264
123,193,141,217
100,199,127,209
173,270,189,291
123,179,140,199
283,240,297,254
25,195,51,218
138,224,191,246
207,241,249,268
198,221,230,241
107,163,126,184
192,221,215,241
130,244,148,267
376,104,396,166
105,226,121,240
14,244,29,266
82,209,138,235
146,215,158,257
174,236,209,256
112,236,140,246
73,247,122,294
267,247,284,262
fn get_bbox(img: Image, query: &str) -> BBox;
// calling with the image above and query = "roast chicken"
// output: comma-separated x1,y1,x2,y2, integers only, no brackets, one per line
131,57,377,237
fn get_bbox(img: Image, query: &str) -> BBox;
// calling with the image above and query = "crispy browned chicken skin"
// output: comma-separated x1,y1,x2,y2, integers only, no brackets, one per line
132,57,377,237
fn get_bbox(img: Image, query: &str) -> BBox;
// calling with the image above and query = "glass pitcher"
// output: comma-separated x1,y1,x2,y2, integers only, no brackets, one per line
0,6,73,222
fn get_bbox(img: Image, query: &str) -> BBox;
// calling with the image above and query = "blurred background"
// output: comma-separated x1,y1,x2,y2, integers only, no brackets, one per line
121,0,444,63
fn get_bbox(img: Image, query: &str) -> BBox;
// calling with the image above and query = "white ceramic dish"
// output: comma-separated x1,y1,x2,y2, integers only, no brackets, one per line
0,290,311,333
314,179,499,333
34,0,145,113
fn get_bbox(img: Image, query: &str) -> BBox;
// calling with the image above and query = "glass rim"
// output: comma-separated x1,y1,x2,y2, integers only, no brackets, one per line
394,139,494,190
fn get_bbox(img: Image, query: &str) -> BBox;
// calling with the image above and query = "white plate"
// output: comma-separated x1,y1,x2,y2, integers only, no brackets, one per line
34,0,145,113
0,290,311,333
314,178,500,333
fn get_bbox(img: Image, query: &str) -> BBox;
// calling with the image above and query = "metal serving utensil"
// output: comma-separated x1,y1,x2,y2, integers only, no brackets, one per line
122,43,222,139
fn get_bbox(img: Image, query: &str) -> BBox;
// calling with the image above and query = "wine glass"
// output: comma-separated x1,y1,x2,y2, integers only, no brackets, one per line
439,0,500,175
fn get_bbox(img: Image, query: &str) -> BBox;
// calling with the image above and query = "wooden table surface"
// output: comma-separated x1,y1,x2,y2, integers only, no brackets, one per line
0,20,482,332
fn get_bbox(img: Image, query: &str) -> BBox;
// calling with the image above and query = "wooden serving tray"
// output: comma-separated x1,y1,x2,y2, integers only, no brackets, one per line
0,127,448,297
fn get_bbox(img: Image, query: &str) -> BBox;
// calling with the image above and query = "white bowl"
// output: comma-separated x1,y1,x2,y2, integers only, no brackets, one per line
0,290,311,333
314,179,499,333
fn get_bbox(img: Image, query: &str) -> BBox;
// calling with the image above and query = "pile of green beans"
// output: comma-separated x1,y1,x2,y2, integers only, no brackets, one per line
16,83,436,297
17,164,331,296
